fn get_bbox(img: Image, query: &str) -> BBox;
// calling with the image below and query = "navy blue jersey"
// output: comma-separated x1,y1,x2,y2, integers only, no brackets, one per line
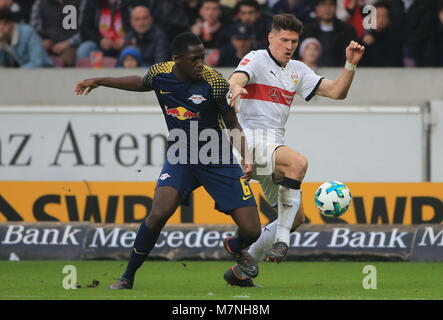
143,62,235,165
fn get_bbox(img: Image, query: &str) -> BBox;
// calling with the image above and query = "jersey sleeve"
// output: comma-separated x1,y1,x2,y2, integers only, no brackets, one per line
142,65,156,91
205,68,232,115
232,51,260,84
142,62,174,91
297,62,324,102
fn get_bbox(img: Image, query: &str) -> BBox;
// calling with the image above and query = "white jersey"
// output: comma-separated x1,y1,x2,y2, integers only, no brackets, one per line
234,49,323,142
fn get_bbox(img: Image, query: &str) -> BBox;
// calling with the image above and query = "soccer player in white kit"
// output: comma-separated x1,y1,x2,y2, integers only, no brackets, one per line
224,13,365,287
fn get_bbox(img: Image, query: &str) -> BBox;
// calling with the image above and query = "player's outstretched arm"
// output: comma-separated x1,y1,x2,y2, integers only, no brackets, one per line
75,76,150,95
227,72,249,112
316,40,365,100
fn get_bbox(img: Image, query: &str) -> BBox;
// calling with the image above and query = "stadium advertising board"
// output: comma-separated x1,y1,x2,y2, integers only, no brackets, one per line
0,106,440,225
1,223,441,262
0,106,423,182
0,182,442,225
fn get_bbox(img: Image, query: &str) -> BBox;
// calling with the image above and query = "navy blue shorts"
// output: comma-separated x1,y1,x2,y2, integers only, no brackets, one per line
156,160,257,214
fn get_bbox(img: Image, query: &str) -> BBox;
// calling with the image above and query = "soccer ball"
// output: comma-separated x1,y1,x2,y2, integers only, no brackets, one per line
314,181,352,217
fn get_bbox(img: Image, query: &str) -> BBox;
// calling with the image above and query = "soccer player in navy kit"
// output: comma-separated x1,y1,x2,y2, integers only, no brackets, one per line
75,32,262,289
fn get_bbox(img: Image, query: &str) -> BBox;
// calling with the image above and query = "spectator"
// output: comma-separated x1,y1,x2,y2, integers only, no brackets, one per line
137,0,161,19
336,0,376,38
117,46,144,68
299,37,322,70
301,0,356,67
77,0,134,62
122,5,169,66
218,22,255,67
149,0,200,44
219,0,238,19
191,0,230,49
388,0,438,67
0,8,54,67
0,0,33,23
359,1,402,67
30,0,83,67
270,0,317,25
234,0,273,49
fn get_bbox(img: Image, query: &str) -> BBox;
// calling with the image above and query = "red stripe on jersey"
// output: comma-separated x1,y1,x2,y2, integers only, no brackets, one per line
241,83,295,107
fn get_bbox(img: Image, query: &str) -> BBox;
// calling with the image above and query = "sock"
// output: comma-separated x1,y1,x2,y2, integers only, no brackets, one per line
121,221,160,284
233,221,278,280
275,177,301,245
227,228,255,253
248,220,277,261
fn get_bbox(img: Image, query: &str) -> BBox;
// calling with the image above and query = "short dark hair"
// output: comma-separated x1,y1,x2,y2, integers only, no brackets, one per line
316,0,337,5
374,1,390,11
171,32,203,56
201,0,220,5
0,9,14,22
237,0,260,12
272,14,303,34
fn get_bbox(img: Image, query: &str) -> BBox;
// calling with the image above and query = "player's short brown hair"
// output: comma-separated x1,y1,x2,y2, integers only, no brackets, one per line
271,14,303,34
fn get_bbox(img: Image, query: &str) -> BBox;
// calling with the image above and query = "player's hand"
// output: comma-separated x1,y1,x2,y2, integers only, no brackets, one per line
345,40,365,65
227,84,248,113
241,162,254,182
75,78,100,95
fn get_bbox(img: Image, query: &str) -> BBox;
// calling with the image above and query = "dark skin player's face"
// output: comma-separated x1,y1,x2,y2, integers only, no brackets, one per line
173,44,205,81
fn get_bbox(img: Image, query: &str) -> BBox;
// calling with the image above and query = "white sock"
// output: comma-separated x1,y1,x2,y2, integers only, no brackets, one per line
248,220,277,262
275,186,300,245
233,221,278,280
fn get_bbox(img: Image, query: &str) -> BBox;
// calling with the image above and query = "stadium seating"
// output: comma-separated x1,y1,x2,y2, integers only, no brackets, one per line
49,56,64,68
75,57,118,68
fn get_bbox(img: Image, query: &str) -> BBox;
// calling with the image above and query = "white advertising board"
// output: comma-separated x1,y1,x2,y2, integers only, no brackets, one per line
0,105,424,182
431,100,443,182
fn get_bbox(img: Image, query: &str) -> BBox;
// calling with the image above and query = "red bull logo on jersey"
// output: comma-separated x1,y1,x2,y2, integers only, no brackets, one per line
188,94,207,105
164,106,200,120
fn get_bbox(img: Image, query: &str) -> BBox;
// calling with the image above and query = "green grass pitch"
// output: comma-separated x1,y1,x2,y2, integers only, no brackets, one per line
0,261,441,300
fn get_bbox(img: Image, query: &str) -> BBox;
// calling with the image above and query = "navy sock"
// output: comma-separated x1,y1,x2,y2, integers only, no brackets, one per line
228,229,254,253
121,221,160,284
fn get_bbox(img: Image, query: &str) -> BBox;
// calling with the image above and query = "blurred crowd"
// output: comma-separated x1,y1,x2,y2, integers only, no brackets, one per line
0,0,442,69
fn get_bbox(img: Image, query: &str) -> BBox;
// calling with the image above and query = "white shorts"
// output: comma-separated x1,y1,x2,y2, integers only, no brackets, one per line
244,128,284,208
